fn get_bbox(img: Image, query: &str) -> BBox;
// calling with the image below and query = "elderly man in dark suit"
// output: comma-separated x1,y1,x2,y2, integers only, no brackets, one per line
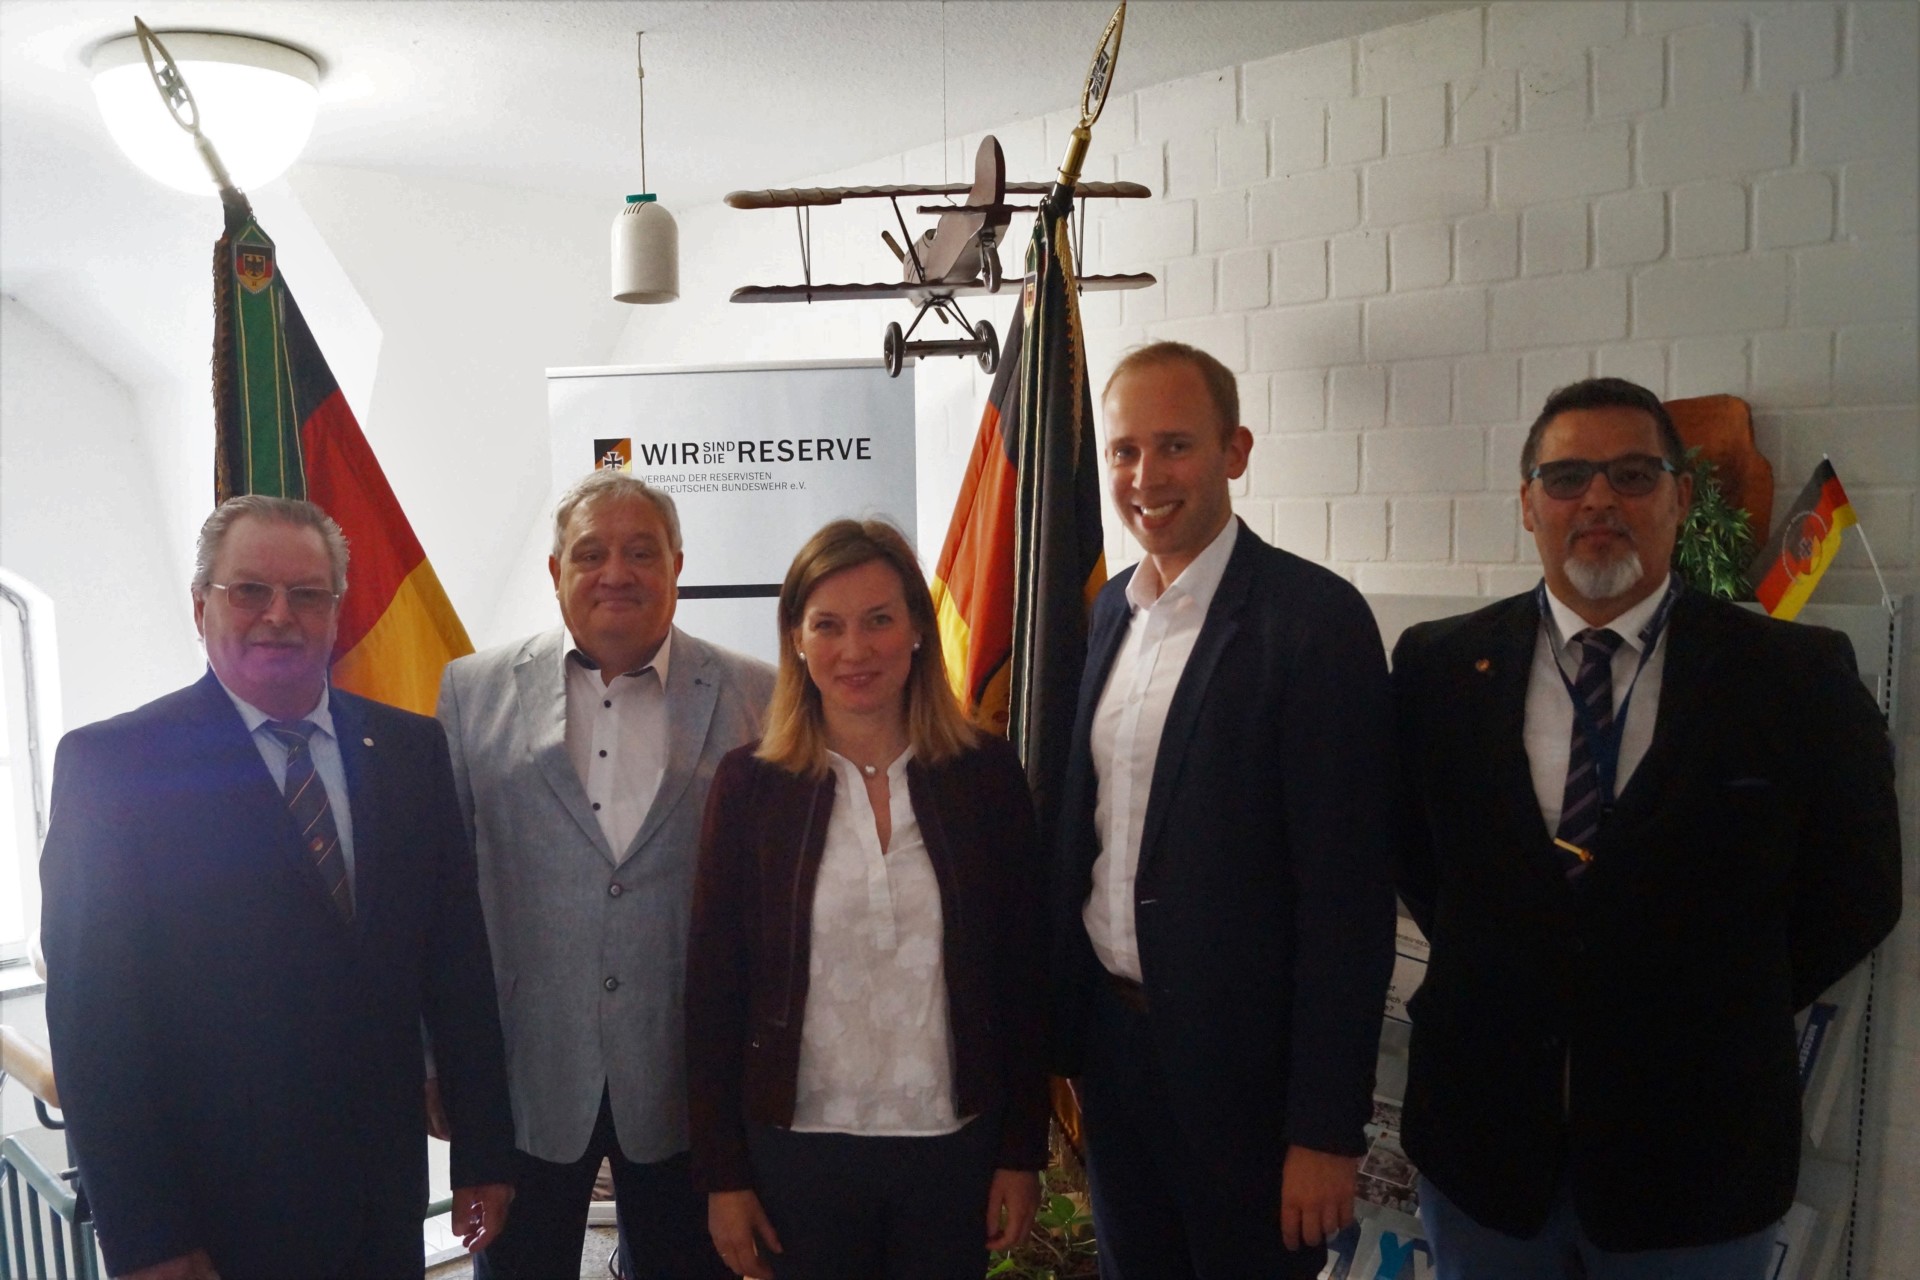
1049,341,1399,1280
41,495,514,1280
1392,377,1902,1279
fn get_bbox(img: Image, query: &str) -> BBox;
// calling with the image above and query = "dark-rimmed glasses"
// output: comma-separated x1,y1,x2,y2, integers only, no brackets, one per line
209,581,339,616
1528,454,1676,500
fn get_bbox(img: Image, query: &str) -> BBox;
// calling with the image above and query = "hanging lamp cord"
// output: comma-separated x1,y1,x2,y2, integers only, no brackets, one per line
636,31,648,193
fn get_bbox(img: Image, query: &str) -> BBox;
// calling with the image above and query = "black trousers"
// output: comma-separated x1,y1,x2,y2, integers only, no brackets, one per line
746,1118,996,1280
214,1158,424,1279
474,1089,728,1280
218,1207,422,1280
1079,980,1325,1280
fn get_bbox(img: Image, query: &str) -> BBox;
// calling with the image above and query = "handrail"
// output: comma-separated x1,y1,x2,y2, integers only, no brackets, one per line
0,1027,57,1109
0,1137,76,1222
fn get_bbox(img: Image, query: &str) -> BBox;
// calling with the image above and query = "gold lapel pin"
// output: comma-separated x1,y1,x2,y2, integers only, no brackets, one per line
363,737,375,746
1553,837,1592,863
1473,658,1492,674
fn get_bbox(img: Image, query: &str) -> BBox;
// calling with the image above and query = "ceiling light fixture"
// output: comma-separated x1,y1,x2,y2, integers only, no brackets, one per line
90,28,319,196
611,31,679,304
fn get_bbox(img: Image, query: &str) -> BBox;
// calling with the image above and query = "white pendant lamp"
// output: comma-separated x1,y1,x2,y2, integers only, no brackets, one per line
612,32,679,304
91,30,319,196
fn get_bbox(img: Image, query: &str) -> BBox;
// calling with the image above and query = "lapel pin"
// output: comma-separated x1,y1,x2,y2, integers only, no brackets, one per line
1473,658,1492,674
363,737,375,746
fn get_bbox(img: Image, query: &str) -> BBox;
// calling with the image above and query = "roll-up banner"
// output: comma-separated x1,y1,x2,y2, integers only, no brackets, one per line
546,360,917,665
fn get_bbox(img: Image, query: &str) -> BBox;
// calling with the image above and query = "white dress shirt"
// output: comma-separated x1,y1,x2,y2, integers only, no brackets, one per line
1524,582,1673,831
564,631,671,856
791,749,964,1137
1084,518,1240,982
218,680,356,888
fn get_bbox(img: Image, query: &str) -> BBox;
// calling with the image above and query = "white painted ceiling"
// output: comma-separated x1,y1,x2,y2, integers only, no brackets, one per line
6,1,1467,205
0,0,1469,390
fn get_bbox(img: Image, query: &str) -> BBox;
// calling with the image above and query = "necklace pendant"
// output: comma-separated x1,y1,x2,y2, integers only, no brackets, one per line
862,763,877,777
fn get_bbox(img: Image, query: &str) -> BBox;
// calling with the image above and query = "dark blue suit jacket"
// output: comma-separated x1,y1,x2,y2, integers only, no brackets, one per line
1049,521,1399,1167
41,671,514,1278
1392,588,1902,1250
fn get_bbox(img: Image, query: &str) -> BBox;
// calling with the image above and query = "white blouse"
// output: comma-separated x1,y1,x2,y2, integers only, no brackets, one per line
789,749,964,1137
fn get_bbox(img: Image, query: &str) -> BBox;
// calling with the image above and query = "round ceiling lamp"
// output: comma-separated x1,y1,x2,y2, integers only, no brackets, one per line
90,31,320,196
611,31,678,304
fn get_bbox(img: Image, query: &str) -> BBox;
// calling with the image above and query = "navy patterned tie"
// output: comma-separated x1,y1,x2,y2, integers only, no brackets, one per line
266,720,353,921
1554,628,1624,878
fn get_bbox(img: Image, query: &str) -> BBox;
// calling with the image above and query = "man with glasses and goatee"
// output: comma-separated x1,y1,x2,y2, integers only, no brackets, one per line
1392,378,1902,1280
41,495,514,1280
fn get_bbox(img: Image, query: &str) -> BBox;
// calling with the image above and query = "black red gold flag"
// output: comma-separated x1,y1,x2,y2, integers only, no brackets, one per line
1007,185,1108,839
214,206,473,714
931,312,1026,733
1746,459,1857,620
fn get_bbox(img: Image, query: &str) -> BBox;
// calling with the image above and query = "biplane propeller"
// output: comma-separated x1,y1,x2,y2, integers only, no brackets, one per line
726,135,1154,376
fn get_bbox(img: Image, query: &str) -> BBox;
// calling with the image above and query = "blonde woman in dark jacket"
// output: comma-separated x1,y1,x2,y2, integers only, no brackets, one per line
685,519,1048,1280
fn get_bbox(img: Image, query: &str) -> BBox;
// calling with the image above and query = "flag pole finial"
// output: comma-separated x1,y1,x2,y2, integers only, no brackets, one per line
1057,1,1126,189
132,16,251,216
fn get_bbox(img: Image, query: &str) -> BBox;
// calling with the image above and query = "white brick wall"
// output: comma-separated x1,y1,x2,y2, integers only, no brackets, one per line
1330,364,1389,430
1361,9,1486,94
1250,169,1361,240
1330,97,1385,166
1367,290,1489,360
1368,149,1490,224
1387,84,1447,155
1390,223,1452,290
612,8,1919,1267
1496,125,1632,205
1521,201,1590,275
1491,271,1628,347
1331,229,1390,298
1489,1,1629,67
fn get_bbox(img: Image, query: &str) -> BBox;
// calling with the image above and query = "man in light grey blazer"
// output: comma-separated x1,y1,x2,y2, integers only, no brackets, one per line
438,470,774,1280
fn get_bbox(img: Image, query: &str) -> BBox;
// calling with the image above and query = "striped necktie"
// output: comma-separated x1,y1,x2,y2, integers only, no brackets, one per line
266,719,353,922
1554,628,1624,878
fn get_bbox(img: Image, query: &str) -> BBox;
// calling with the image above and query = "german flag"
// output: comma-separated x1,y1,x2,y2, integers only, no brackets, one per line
930,192,1106,837
214,206,472,714
1746,458,1857,620
1007,183,1108,841
931,314,1026,733
929,177,1108,1163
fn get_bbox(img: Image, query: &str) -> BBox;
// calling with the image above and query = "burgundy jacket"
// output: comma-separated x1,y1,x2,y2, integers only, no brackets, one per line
686,734,1049,1192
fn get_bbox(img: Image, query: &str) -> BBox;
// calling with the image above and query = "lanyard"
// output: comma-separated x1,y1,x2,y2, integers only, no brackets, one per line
1536,574,1681,816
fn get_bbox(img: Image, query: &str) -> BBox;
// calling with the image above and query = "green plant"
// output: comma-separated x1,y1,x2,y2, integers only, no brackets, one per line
987,1157,1099,1279
1672,447,1757,601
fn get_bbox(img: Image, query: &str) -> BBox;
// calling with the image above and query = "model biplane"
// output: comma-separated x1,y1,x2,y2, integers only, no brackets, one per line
726,135,1154,376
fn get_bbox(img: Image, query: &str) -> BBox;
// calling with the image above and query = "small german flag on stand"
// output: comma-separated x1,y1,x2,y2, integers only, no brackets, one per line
1746,459,1857,620
214,205,473,714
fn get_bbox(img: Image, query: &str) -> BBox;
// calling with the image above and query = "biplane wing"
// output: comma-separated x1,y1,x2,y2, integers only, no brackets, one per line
725,132,1155,376
730,272,1155,304
725,180,1151,209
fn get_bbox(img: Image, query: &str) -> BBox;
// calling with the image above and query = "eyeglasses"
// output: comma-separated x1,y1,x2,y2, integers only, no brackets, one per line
1528,454,1676,500
208,581,339,616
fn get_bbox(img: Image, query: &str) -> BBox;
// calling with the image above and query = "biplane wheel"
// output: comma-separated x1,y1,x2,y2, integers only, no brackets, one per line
883,322,905,378
975,320,998,374
983,244,1003,294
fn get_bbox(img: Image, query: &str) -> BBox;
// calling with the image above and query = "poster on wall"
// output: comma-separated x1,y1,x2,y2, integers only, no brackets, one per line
546,360,917,664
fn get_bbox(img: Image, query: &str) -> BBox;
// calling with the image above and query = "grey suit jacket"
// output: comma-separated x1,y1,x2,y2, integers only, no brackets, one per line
439,625,774,1163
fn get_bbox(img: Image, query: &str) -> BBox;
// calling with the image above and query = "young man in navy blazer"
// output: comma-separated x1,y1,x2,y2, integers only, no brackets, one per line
1393,378,1901,1278
1050,341,1399,1279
